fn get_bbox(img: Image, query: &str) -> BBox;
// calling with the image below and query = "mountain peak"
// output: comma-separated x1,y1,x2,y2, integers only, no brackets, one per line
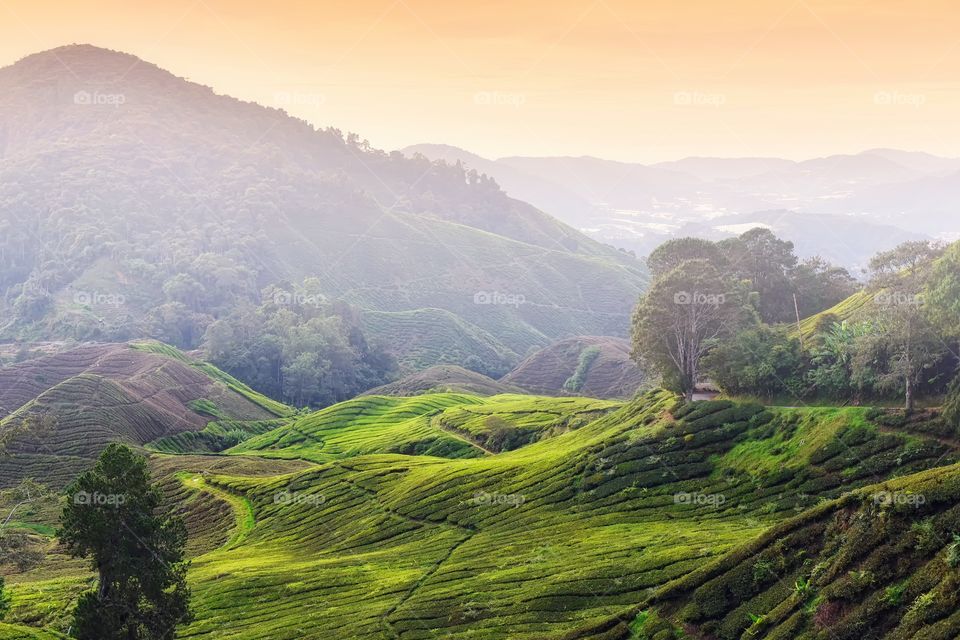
11,43,143,72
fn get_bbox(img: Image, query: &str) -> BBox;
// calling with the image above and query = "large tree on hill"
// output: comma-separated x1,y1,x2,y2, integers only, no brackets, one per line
925,241,960,340
789,256,859,319
646,238,724,278
631,260,750,401
60,444,192,640
718,228,798,323
867,241,947,411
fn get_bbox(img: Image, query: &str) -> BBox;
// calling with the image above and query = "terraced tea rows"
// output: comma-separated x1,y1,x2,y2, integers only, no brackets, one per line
0,343,292,488
6,392,959,639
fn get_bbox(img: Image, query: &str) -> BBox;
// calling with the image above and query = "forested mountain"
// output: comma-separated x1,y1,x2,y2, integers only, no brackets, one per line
0,45,646,380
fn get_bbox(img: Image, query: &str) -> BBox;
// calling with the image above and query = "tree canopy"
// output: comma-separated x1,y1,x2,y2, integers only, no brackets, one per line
60,444,192,639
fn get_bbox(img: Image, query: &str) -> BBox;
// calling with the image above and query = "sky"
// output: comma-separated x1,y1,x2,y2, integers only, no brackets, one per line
2,0,959,163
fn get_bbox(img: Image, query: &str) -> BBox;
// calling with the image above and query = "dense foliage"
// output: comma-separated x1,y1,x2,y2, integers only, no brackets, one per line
632,259,752,399
202,284,397,408
59,444,192,640
636,231,960,407
0,45,646,383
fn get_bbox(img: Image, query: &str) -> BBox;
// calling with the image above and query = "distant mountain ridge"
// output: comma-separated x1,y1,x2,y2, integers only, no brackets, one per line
403,144,957,267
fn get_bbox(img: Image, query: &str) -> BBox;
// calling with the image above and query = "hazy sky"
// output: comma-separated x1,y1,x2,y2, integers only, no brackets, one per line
2,0,959,162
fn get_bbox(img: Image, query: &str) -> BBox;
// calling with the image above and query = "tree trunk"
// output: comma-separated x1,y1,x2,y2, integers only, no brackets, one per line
905,377,914,412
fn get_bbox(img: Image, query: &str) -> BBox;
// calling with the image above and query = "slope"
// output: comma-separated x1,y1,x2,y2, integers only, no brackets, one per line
501,336,646,399
362,365,522,397
8,392,960,639
0,45,647,368
0,341,291,488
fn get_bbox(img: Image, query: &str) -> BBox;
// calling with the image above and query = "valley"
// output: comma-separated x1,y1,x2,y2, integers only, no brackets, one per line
1,22,959,640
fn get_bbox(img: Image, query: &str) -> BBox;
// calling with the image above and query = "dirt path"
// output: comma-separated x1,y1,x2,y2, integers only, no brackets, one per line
177,472,256,550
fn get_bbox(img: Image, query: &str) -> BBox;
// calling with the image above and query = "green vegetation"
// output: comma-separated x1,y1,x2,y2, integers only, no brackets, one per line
6,389,960,638
130,341,293,417
502,336,645,399
0,44,646,387
563,346,601,393
636,233,960,408
60,444,191,639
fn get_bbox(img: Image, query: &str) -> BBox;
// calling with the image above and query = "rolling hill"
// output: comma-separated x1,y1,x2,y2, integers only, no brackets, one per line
0,45,647,375
501,336,646,399
363,365,521,397
6,389,960,638
0,341,289,488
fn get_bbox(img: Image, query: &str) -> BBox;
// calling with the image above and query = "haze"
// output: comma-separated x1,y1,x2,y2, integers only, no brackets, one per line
2,0,959,162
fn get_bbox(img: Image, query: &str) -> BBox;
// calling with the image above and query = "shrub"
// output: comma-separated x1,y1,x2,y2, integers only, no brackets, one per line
947,534,960,568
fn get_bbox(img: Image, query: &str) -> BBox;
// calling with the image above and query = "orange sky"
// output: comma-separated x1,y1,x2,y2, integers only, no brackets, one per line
2,0,959,162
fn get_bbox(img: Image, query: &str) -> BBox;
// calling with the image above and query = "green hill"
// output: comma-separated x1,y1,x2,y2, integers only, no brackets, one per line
795,289,875,342
0,342,292,488
0,45,647,375
6,391,960,638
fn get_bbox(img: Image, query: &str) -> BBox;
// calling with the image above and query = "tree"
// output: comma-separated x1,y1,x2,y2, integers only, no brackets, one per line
807,321,874,399
925,241,960,339
60,444,191,639
945,376,960,429
0,576,8,620
647,238,723,278
868,241,947,410
703,325,804,398
632,260,749,400
789,256,858,319
718,228,798,323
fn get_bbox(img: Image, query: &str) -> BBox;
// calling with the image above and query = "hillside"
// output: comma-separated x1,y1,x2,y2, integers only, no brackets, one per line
641,462,960,640
501,336,646,399
7,392,960,638
0,341,289,487
0,45,646,376
363,365,521,397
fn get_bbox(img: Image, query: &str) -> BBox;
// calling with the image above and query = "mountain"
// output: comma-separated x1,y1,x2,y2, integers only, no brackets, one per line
8,392,960,638
0,341,289,488
0,45,647,375
403,145,957,268
500,335,646,398
402,143,597,226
